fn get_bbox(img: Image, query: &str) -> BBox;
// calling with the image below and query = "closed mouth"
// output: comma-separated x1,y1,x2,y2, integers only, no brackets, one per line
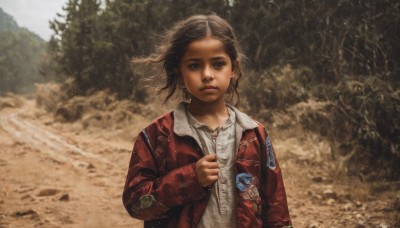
201,86,218,90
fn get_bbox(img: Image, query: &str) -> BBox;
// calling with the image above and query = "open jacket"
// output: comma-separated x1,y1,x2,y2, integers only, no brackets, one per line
123,105,292,227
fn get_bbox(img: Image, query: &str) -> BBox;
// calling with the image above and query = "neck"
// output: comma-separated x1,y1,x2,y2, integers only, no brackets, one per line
188,98,227,116
187,98,229,129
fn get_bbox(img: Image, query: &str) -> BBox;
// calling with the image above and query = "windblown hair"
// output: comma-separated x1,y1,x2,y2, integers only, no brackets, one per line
133,14,245,104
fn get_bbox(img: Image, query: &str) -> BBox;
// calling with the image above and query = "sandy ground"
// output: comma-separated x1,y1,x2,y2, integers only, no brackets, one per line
0,97,398,228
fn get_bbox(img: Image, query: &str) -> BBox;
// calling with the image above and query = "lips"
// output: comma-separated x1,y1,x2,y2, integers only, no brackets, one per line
201,85,218,91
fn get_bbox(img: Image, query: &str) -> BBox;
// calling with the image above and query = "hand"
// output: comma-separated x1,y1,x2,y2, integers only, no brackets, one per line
195,154,219,187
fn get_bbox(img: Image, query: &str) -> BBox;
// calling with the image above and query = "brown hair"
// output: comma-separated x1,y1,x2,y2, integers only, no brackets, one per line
133,14,245,104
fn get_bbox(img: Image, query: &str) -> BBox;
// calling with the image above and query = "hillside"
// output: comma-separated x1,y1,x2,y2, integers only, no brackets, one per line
0,7,48,95
0,8,18,31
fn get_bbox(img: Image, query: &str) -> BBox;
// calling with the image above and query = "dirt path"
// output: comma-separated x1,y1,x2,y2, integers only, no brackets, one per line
0,98,397,228
0,100,142,227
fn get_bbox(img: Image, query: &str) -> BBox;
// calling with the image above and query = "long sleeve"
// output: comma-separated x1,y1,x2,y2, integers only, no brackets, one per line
258,127,292,227
122,130,208,221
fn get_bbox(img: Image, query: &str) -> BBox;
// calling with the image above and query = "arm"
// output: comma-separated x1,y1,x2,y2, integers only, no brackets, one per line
122,130,208,220
257,127,292,227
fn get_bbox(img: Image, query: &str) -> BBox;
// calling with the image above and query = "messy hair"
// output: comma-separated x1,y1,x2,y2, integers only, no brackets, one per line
133,14,245,104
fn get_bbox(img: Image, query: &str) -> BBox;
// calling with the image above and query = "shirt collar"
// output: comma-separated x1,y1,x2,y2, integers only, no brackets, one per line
188,106,235,129
173,102,258,136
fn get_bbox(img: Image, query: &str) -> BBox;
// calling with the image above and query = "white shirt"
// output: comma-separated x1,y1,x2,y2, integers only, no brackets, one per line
172,102,259,228
186,108,237,228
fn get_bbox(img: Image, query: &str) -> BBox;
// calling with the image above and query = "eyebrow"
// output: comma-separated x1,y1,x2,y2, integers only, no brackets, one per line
183,56,228,63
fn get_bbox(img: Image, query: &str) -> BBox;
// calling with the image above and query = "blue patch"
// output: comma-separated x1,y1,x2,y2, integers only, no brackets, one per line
236,173,262,214
266,136,276,169
236,173,253,191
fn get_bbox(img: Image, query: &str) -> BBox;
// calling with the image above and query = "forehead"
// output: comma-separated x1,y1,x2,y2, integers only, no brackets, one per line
182,36,228,59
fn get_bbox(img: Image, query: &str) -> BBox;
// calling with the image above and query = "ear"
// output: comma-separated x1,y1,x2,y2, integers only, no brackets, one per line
231,60,239,77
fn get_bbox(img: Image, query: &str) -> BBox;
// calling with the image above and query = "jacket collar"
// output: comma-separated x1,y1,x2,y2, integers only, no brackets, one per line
226,104,258,130
173,102,258,137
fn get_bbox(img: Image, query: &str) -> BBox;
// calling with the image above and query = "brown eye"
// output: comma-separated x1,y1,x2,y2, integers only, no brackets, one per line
213,61,226,69
188,63,201,70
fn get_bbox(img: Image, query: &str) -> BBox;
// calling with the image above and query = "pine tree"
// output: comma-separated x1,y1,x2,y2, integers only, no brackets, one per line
49,0,100,94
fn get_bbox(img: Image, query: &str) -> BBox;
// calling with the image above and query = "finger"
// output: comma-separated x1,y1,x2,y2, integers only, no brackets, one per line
204,154,217,162
205,161,219,169
207,176,219,184
207,168,219,176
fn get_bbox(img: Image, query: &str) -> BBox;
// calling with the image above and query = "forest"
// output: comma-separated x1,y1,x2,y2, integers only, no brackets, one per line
0,8,49,94
1,0,400,180
49,0,400,181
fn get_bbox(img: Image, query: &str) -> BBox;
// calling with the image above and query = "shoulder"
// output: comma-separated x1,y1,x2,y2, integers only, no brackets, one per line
142,111,174,137
253,119,267,132
244,116,269,141
228,105,259,130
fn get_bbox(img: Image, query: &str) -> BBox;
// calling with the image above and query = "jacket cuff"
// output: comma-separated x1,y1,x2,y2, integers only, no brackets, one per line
161,163,209,208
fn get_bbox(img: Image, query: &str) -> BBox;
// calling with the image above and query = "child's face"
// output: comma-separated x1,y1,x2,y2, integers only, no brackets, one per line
178,36,234,104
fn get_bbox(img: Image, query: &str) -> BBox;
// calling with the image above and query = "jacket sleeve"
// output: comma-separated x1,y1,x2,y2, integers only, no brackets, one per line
258,126,292,228
122,129,208,221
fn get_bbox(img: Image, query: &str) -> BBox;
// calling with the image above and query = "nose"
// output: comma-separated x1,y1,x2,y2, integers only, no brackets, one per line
202,65,214,81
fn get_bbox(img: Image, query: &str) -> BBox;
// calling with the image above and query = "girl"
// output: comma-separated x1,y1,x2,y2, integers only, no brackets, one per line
122,14,292,228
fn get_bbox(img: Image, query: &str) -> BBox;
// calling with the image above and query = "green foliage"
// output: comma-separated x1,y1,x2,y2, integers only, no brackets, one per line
49,0,100,96
0,8,18,31
0,8,47,94
299,75,400,179
232,0,400,82
48,0,400,179
49,0,229,100
236,0,400,179
331,77,400,178
245,65,312,112
250,68,400,179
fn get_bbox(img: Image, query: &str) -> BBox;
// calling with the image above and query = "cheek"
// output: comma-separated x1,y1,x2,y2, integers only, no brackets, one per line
222,68,234,78
181,73,198,85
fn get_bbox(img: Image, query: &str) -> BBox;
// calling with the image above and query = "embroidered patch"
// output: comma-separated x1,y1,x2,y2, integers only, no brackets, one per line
130,194,169,218
266,136,276,169
157,135,169,143
235,173,262,214
238,137,257,150
155,135,168,157
139,195,156,209
236,173,253,192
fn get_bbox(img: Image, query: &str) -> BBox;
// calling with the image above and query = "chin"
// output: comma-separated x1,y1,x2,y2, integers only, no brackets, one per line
198,98,222,103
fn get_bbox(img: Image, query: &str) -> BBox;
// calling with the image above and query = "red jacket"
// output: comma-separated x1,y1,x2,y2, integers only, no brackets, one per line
123,110,292,227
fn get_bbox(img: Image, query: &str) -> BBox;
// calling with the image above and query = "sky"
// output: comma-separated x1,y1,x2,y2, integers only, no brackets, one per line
0,0,68,41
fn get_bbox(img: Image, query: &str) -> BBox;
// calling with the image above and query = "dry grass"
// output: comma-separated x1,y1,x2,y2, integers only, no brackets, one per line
0,93,24,110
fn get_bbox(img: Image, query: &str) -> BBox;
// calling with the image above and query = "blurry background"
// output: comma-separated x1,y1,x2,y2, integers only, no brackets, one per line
0,0,399,227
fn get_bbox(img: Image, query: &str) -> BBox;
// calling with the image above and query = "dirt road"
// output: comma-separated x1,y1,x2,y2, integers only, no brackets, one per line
0,100,142,227
0,98,397,227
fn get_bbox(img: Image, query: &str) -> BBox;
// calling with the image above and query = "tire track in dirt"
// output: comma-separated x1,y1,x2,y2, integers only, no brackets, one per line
0,111,112,170
0,108,138,227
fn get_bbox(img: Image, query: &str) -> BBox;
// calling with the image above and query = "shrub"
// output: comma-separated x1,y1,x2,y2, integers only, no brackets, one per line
329,76,400,179
244,65,312,114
